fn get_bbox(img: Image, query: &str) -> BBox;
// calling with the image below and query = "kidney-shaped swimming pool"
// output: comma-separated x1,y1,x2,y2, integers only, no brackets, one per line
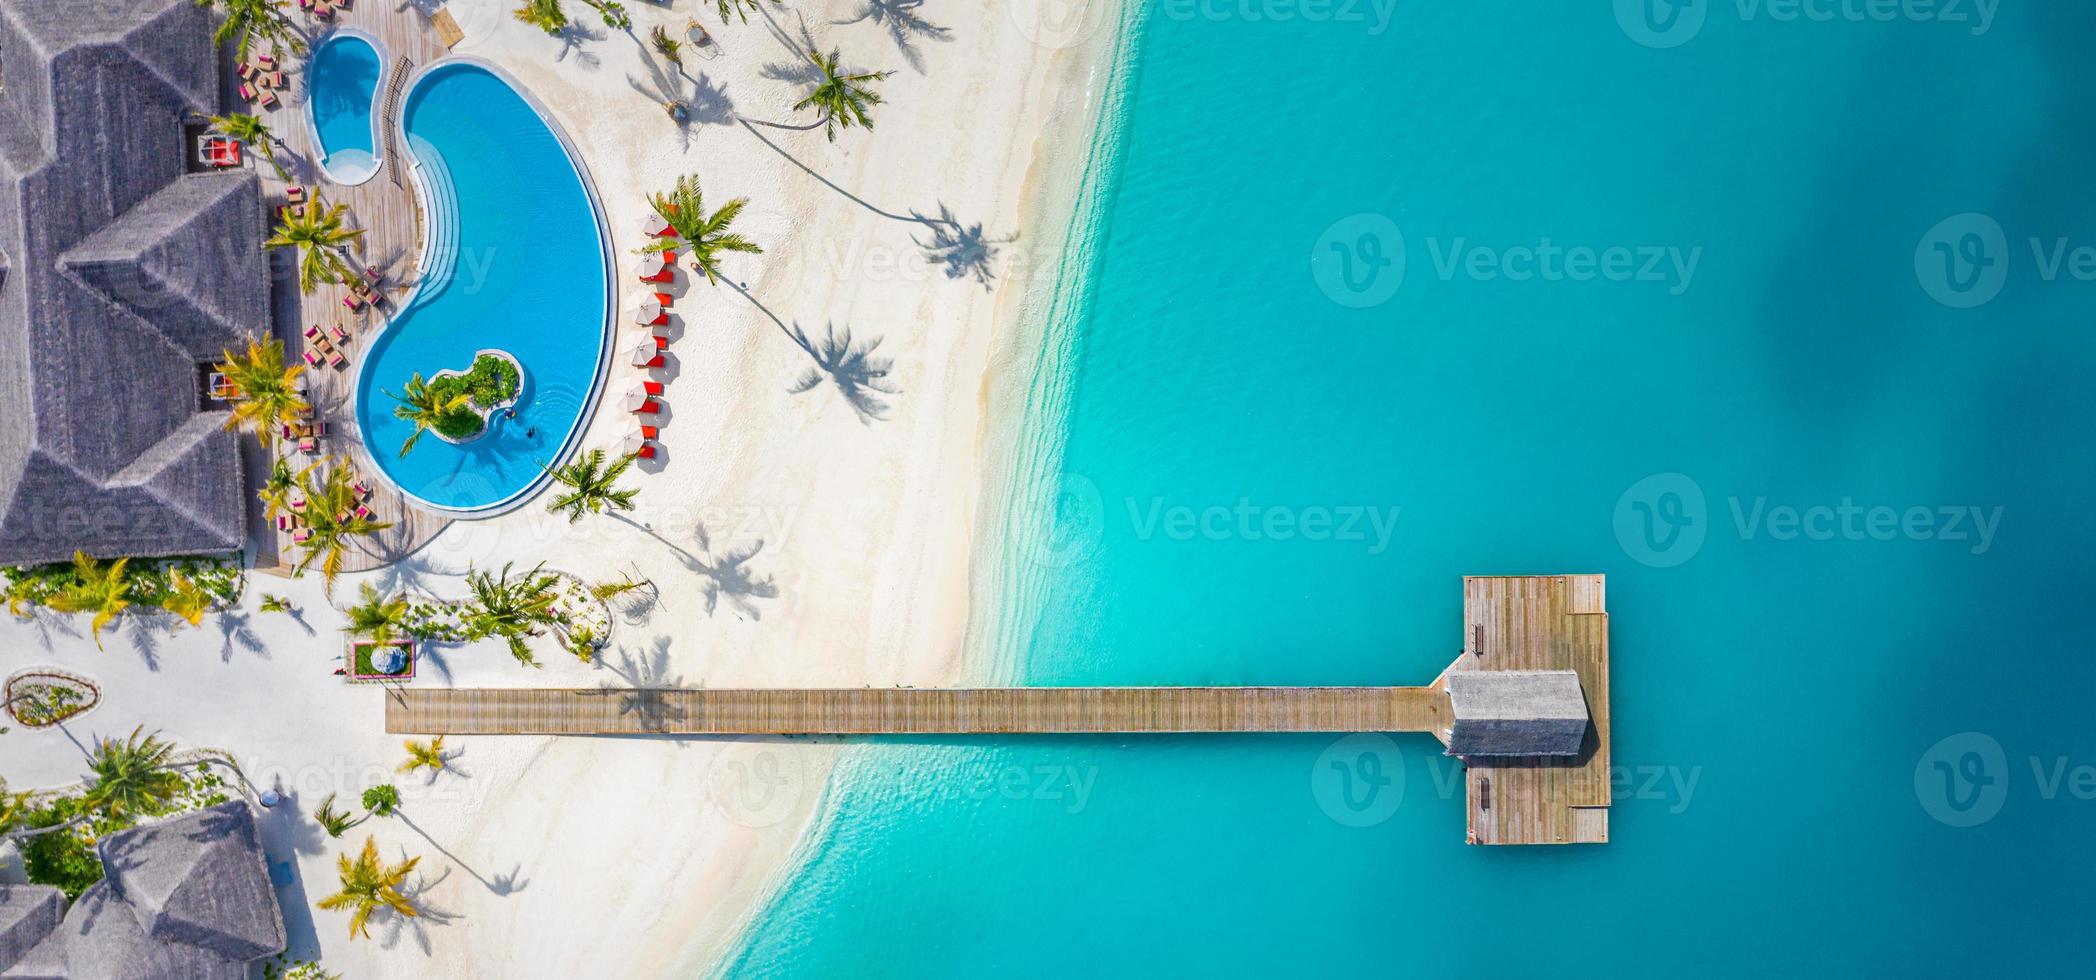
352,61,611,513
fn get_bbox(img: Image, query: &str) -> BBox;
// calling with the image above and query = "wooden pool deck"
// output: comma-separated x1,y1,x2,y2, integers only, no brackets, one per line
383,575,1612,845
244,3,457,576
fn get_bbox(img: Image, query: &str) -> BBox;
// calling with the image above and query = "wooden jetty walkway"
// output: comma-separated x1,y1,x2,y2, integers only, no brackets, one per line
385,576,1612,845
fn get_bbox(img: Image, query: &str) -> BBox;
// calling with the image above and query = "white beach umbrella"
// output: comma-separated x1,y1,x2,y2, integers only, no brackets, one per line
630,298,664,325
636,251,666,279
639,212,673,237
620,431,650,456
628,341,660,367
623,386,655,412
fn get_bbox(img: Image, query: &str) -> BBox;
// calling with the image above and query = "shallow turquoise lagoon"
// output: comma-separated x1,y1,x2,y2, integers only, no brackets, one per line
306,32,381,183
726,3,2095,976
352,62,608,512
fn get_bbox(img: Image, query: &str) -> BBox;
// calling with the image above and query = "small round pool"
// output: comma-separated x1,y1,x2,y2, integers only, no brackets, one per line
351,60,611,514
307,32,383,183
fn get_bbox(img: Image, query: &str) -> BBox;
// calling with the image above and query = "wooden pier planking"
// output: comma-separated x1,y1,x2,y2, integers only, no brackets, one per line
386,685,1454,735
1453,575,1611,845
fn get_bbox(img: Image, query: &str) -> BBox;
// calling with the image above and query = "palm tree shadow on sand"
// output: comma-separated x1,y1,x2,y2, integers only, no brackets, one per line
785,322,900,422
833,0,954,74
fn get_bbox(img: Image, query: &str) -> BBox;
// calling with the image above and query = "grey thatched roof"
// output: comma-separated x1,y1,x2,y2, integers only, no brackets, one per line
0,804,285,980
1446,670,1590,758
0,0,264,566
0,887,64,978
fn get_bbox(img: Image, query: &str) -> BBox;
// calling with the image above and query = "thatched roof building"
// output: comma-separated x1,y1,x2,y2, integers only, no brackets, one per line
0,802,286,979
0,0,265,565
1445,669,1590,758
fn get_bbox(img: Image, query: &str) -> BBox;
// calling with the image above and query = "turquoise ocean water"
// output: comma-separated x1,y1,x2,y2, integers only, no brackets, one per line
726,2,2095,975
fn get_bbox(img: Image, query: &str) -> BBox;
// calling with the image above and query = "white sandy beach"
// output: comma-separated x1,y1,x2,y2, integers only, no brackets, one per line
0,0,1127,976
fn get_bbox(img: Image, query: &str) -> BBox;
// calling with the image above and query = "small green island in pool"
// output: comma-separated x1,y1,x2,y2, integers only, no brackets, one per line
388,350,523,455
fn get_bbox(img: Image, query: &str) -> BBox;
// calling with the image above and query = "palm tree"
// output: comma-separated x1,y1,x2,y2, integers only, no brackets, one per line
208,113,287,178
715,0,780,24
513,0,569,34
45,552,134,651
793,48,892,142
258,454,314,519
291,461,395,592
258,593,295,615
216,338,309,447
544,450,639,523
360,784,401,818
82,727,185,820
398,737,448,777
160,573,212,628
641,175,762,284
650,24,683,66
385,373,471,457
199,0,304,61
463,562,561,668
580,0,631,29
266,198,365,294
313,792,366,838
343,583,410,644
316,837,420,940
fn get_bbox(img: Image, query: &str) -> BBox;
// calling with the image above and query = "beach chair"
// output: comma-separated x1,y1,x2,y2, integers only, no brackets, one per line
237,62,257,81
292,528,313,544
239,82,257,103
287,185,306,202
343,294,366,313
311,420,330,437
303,350,323,368
639,380,665,396
329,325,350,344
634,399,661,415
633,444,657,460
258,90,279,110
256,54,276,70
299,438,318,454
639,424,660,440
290,497,307,511
274,515,292,532
353,482,373,500
354,505,373,521
303,324,323,341
265,71,285,90
328,351,348,369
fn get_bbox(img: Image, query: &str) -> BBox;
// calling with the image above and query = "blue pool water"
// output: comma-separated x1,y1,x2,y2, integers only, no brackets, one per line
306,32,381,183
352,62,608,512
726,3,2096,977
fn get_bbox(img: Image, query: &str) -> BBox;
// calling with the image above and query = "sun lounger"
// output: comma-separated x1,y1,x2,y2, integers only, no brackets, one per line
640,380,664,396
353,482,372,499
298,438,318,454
634,399,661,415
639,424,660,440
264,71,285,90
311,421,330,436
237,62,257,81
256,54,276,69
287,185,306,202
328,351,348,369
239,82,257,103
290,497,307,511
364,267,383,284
343,294,365,312
303,350,323,367
303,324,322,340
633,444,657,460
329,325,350,344
354,505,373,521
258,90,279,110
274,515,292,532
292,529,312,544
